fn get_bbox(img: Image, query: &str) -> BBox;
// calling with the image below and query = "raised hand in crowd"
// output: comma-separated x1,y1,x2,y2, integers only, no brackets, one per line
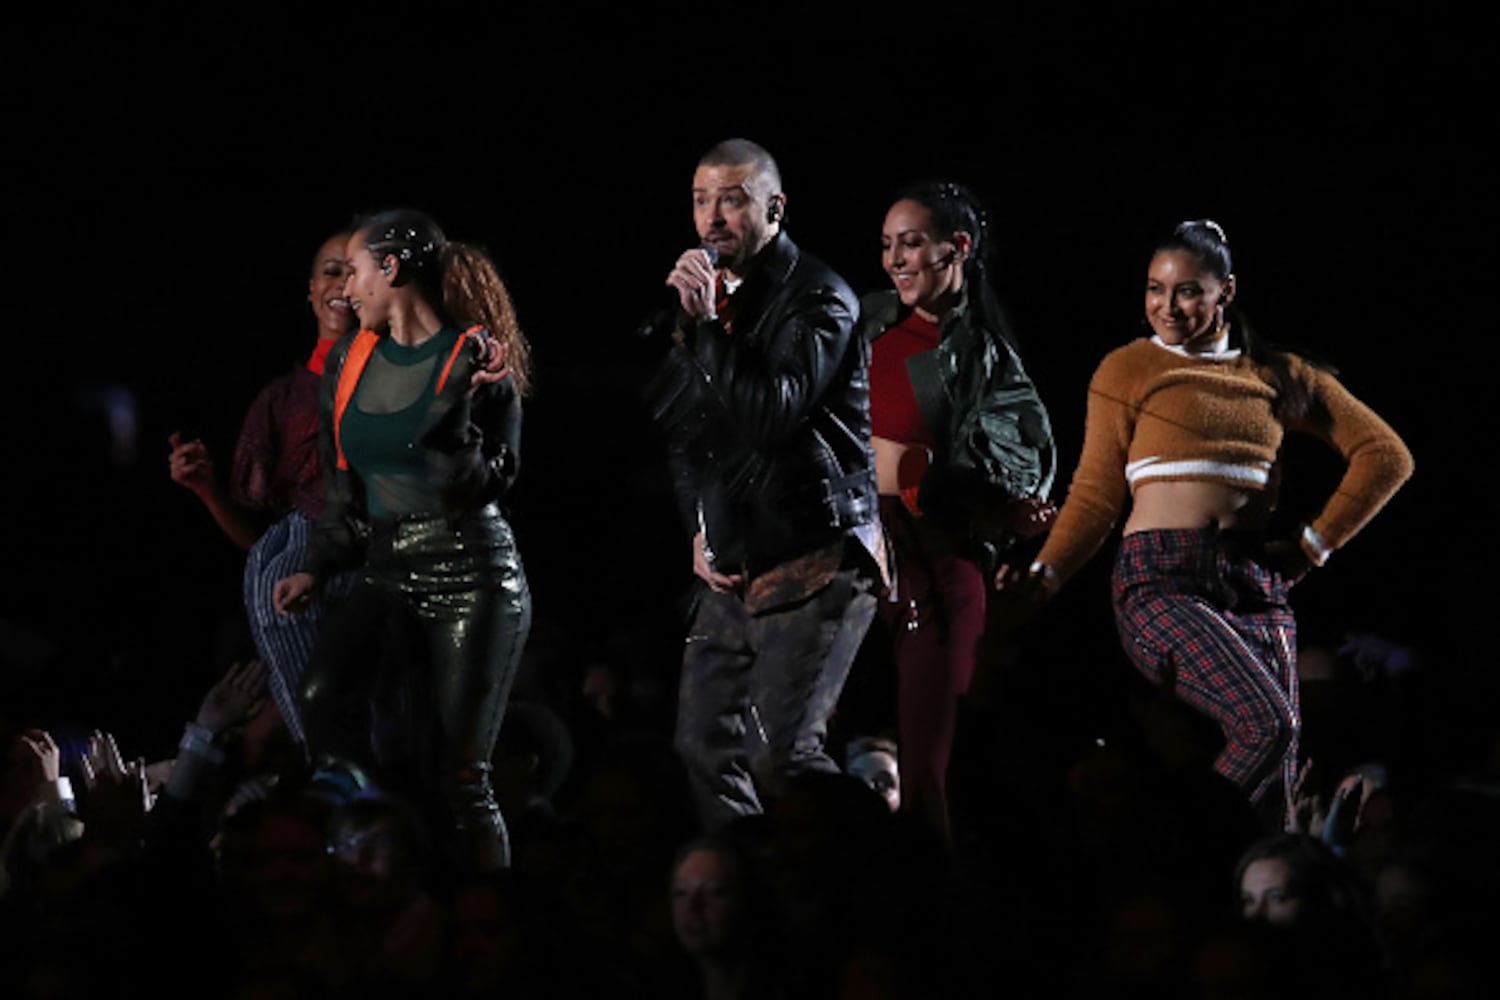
76,729,153,852
1321,774,1365,854
1287,758,1329,838
196,658,270,737
161,659,273,806
15,728,71,808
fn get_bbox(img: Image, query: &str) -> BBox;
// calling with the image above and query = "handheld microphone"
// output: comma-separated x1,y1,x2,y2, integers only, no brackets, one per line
635,244,720,339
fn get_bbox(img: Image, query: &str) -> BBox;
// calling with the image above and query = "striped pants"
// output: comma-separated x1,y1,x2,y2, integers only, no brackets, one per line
1111,527,1299,808
242,509,352,745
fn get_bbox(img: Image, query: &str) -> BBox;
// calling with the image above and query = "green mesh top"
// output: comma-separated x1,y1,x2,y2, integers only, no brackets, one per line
339,327,462,518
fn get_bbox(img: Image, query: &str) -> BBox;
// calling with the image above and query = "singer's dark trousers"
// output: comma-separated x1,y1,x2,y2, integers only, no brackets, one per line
673,566,878,831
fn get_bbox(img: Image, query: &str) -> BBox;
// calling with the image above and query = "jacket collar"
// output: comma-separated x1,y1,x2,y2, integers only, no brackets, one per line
866,285,975,339
743,229,799,286
722,231,799,339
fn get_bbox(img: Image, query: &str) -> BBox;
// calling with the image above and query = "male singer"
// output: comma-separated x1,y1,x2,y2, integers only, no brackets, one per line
644,137,883,830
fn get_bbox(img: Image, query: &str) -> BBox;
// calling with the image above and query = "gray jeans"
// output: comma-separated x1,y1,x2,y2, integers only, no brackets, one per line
673,566,878,831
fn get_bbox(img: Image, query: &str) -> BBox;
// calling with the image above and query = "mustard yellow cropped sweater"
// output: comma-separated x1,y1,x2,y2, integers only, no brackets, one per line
1036,336,1414,583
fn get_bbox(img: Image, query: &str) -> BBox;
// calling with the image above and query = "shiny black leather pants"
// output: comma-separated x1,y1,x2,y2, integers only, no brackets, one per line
301,504,531,872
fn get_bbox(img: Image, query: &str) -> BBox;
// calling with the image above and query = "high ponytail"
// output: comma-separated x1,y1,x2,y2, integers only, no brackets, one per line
356,208,533,396
440,241,532,396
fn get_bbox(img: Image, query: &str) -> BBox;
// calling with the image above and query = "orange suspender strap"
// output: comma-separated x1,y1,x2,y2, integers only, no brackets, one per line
435,326,486,395
332,330,380,470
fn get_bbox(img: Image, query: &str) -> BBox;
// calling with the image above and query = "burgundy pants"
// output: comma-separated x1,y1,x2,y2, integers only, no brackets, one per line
878,498,989,839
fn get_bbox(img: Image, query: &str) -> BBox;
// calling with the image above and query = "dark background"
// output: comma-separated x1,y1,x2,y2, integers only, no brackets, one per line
3,7,1491,759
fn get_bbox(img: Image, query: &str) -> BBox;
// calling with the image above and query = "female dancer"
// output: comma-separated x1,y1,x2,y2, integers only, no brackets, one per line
856,180,1056,842
168,229,355,745
1005,220,1413,824
273,209,533,873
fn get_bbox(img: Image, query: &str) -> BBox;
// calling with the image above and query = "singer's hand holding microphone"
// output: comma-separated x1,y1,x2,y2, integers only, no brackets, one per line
667,245,720,321
635,244,720,340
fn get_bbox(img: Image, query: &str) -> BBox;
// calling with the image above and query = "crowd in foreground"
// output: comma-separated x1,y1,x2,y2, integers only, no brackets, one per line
2,608,1496,999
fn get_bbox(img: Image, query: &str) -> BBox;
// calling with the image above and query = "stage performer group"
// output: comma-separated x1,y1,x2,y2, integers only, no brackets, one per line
172,136,1411,871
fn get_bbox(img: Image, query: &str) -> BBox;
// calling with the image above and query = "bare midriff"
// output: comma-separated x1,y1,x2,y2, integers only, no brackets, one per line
872,436,931,497
1123,480,1275,536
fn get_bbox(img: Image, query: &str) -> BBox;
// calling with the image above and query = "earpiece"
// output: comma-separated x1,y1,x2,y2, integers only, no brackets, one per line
382,264,393,275
767,204,780,224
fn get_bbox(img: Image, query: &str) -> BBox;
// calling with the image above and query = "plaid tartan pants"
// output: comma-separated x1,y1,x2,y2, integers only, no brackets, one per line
1112,527,1299,806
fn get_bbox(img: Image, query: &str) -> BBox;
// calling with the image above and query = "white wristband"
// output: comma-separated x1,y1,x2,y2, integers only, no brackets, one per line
184,722,217,744
1301,524,1333,567
54,777,75,811
179,723,224,764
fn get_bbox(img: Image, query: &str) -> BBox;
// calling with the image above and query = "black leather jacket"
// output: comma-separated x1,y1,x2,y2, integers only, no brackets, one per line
858,288,1055,522
647,231,877,577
